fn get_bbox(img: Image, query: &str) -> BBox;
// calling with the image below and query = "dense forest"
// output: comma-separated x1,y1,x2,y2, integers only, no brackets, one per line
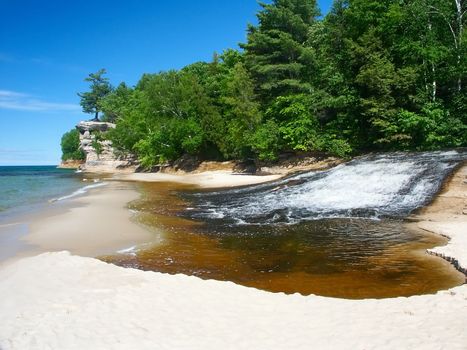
63,0,466,167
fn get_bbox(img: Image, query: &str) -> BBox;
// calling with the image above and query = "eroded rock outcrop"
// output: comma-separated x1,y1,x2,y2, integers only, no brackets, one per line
77,121,135,172
58,159,84,169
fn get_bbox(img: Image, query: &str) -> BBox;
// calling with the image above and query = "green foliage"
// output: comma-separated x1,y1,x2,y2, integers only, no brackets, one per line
241,0,320,102
319,136,353,158
251,120,282,161
100,82,134,123
135,118,204,168
78,69,113,121
105,89,149,155
267,94,321,152
219,62,262,159
91,131,104,156
268,94,353,157
380,105,466,149
61,129,85,161
83,0,465,168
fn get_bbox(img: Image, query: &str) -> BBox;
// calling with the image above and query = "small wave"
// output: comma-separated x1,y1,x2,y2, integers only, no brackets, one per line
0,222,22,228
51,182,108,202
117,245,139,256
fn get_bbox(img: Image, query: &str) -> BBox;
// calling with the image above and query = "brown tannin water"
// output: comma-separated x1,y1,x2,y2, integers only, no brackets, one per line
102,180,465,299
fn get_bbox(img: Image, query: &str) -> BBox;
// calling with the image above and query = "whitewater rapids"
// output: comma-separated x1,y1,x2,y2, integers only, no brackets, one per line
187,150,467,225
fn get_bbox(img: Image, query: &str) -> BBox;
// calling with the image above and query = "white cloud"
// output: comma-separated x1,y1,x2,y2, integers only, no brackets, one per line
0,90,80,112
0,90,25,98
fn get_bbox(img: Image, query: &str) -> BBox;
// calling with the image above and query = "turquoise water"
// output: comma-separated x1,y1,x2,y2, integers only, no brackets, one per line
0,166,84,221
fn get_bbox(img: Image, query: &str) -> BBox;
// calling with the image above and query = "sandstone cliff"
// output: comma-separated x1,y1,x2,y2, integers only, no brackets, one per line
57,159,84,169
76,121,135,173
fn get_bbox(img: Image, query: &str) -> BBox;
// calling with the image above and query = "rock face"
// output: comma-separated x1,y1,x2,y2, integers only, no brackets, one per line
58,159,84,169
77,121,135,172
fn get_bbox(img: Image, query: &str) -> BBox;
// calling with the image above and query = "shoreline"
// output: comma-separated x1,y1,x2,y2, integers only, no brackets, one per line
410,163,467,275
0,182,157,267
0,166,466,349
113,171,284,188
0,170,288,266
24,182,156,258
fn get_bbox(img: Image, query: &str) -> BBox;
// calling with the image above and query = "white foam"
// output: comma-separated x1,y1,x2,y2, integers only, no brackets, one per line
117,245,138,256
51,182,108,202
0,222,22,228
197,151,466,223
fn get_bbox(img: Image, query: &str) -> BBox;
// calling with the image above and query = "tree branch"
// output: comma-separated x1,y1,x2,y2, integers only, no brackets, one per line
428,6,459,49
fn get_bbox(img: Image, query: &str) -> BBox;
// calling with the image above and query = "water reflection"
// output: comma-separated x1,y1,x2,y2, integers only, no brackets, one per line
102,182,465,299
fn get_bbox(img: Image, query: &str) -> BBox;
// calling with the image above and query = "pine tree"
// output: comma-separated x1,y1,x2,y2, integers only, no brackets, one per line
78,69,113,121
220,63,262,158
241,0,320,104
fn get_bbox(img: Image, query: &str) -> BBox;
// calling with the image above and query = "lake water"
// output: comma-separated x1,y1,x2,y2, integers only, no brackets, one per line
0,166,104,260
0,166,83,219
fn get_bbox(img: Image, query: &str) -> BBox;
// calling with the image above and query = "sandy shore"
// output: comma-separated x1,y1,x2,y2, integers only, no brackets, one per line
0,182,156,266
115,171,282,188
1,170,282,265
413,165,467,271
0,167,466,349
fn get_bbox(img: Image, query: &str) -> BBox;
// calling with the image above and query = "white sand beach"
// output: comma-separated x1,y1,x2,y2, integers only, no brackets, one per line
0,182,157,267
0,166,466,350
115,170,282,188
22,182,156,259
415,165,467,271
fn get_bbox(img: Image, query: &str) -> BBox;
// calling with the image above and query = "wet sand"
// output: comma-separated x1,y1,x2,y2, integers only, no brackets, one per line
115,171,282,188
0,182,157,267
26,182,157,257
412,163,467,270
1,171,284,267
0,223,32,262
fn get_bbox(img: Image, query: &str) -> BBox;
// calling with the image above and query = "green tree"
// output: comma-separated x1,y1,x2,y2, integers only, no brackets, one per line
111,70,223,168
241,0,320,103
105,89,149,155
220,62,262,158
134,117,204,167
76,0,466,167
100,82,134,123
78,69,113,121
60,129,85,161
251,120,282,161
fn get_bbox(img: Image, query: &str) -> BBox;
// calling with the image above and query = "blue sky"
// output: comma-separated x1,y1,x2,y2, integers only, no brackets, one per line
0,0,333,165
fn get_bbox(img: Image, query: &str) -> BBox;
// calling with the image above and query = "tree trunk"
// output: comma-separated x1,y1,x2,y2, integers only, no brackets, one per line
428,21,437,102
429,1,464,92
454,0,463,92
92,111,99,122
423,58,429,94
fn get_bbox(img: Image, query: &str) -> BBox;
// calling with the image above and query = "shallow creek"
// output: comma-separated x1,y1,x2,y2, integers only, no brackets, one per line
102,151,466,299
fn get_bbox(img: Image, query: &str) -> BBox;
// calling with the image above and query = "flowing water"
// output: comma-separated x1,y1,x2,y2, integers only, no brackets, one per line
103,150,467,299
186,150,466,224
